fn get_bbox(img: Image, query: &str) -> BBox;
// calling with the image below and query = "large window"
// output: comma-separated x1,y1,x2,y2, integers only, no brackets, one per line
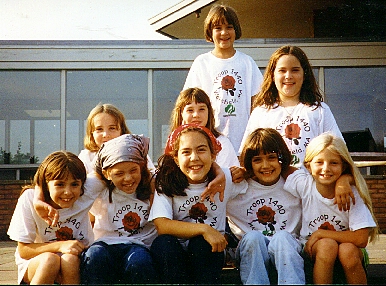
0,71,60,164
66,70,149,156
0,42,385,169
325,67,386,151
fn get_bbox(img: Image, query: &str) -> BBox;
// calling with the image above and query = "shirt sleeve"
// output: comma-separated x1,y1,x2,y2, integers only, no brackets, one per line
7,189,38,243
319,103,344,141
148,191,174,221
183,57,203,90
284,169,313,199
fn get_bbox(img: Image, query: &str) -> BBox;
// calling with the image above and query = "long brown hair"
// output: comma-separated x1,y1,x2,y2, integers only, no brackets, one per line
170,87,221,138
253,45,323,110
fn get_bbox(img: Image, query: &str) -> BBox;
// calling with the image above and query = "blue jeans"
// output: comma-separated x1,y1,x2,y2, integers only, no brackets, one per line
80,241,158,284
150,234,224,284
237,230,305,285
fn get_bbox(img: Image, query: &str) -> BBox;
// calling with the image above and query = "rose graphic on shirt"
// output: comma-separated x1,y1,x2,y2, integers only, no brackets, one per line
55,226,74,241
255,205,276,236
221,75,236,96
285,123,301,145
188,202,208,223
122,211,141,232
318,221,336,231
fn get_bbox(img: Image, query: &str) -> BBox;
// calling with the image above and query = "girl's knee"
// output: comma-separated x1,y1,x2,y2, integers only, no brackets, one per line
40,252,61,268
240,231,265,249
338,244,363,268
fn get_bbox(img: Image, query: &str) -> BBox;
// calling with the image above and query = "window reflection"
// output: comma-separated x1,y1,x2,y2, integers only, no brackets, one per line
0,71,60,164
325,67,386,151
66,70,148,157
152,69,189,161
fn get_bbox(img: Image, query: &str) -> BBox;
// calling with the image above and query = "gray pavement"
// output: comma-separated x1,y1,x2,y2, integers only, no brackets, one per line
1,235,386,285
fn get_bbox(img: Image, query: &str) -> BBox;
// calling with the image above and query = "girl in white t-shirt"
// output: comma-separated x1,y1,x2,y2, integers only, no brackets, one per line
78,103,155,174
80,134,158,284
284,132,379,284
7,151,104,284
149,124,247,284
169,87,240,170
241,46,343,170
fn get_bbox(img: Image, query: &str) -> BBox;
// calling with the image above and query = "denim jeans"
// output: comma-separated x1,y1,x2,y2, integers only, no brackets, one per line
237,230,305,285
80,241,158,284
150,234,224,284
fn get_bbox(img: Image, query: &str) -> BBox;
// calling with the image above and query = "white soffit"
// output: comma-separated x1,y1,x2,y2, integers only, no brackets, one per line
148,0,215,32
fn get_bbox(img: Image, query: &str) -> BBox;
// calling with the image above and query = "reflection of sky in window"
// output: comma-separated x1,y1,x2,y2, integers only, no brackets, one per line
34,120,60,161
66,120,80,155
325,67,386,146
10,120,30,155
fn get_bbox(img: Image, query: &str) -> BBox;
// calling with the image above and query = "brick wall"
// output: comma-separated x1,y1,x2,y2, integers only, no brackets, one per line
0,181,28,240
1,177,386,240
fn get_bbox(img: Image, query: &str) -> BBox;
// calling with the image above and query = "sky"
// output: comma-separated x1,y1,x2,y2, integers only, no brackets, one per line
0,0,181,40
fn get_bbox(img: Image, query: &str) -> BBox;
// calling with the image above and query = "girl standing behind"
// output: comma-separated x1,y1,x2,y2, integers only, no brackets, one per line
80,134,158,284
284,132,378,284
149,124,247,284
79,103,155,174
7,151,104,284
183,4,263,152
241,45,343,168
170,87,239,168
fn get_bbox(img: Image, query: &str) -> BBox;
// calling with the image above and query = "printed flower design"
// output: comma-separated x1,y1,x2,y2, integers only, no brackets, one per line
318,222,336,231
55,226,74,241
256,205,276,236
285,123,301,145
122,211,141,232
189,202,208,223
221,75,236,96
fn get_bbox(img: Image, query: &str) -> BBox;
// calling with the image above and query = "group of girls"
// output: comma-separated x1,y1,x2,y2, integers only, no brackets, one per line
6,4,379,284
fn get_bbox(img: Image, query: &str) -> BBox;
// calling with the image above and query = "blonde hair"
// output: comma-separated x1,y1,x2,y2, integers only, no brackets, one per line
84,103,131,152
304,132,379,242
204,4,242,42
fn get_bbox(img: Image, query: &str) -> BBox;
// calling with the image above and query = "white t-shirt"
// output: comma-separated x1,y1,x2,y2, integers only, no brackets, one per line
90,188,157,249
79,149,156,174
216,134,240,168
227,177,302,241
149,168,247,249
7,174,105,283
240,103,343,167
284,169,377,244
184,50,263,152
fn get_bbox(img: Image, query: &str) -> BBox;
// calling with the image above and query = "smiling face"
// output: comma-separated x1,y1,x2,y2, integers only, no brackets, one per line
175,131,215,184
307,148,344,195
47,174,82,209
274,54,304,105
212,20,236,54
104,161,142,194
181,102,209,127
92,113,122,148
251,151,282,186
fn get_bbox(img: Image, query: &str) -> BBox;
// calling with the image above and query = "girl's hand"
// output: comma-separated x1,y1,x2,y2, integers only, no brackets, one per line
334,174,355,211
202,225,228,252
33,185,59,226
200,162,225,202
304,230,322,257
230,166,246,183
58,240,86,256
35,202,59,227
